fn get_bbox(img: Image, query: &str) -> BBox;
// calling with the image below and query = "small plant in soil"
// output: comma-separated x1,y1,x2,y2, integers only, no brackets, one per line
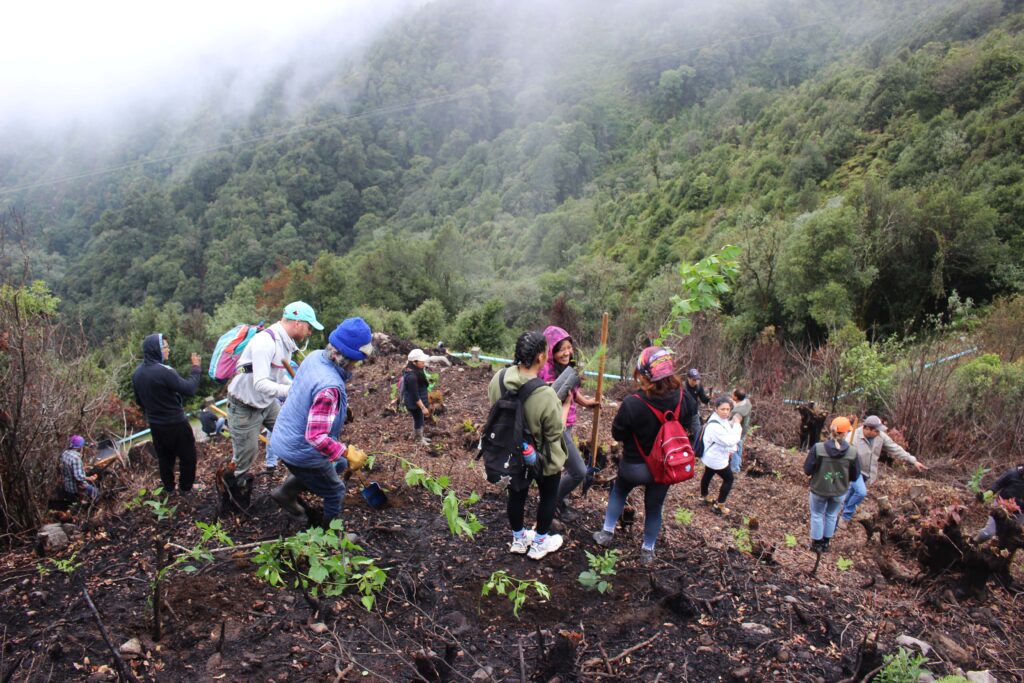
785,533,798,548
442,490,484,539
481,570,550,619
674,507,694,526
836,556,854,571
872,646,961,683
578,550,618,594
125,486,177,521
732,527,753,554
38,551,82,578
967,465,991,495
252,519,387,610
159,522,234,582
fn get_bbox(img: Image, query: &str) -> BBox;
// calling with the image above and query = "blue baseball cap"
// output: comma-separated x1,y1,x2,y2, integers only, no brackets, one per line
283,301,323,330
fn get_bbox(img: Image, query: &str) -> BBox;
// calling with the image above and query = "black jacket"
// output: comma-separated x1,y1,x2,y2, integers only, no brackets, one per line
612,387,695,465
989,466,1024,508
131,334,200,426
685,381,711,406
402,364,429,409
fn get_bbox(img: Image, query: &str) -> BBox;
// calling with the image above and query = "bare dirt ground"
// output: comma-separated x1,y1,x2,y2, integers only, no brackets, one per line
1,350,1021,682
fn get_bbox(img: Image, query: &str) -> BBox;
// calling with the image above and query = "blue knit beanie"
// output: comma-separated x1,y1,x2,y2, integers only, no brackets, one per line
329,317,373,361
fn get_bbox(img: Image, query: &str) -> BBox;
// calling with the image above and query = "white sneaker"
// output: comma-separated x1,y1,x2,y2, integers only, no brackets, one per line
509,529,535,554
527,533,564,560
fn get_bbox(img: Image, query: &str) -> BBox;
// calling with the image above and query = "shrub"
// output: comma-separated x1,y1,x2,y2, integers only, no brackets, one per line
449,299,508,352
410,298,447,343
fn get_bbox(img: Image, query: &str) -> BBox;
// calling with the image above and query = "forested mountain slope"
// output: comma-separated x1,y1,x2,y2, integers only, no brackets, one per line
1,0,1021,347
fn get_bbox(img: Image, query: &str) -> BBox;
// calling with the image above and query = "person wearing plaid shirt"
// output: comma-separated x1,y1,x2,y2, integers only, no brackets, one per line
61,435,99,501
269,318,373,524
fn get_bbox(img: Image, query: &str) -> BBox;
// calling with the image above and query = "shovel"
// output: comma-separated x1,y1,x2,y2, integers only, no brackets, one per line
582,312,609,497
345,447,388,509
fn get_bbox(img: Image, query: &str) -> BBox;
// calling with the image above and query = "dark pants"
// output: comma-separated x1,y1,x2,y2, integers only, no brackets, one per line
687,414,702,444
555,427,587,505
409,406,425,429
284,457,348,522
700,465,733,503
508,472,560,536
150,421,197,492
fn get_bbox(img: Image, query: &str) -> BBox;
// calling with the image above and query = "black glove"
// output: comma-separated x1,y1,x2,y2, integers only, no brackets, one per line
346,407,354,424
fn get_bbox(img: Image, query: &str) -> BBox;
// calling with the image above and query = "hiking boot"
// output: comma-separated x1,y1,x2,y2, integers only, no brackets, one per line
509,530,535,554
639,548,656,567
807,539,823,553
556,502,578,522
527,533,564,560
414,427,431,446
271,476,306,519
819,538,831,553
701,495,714,505
592,530,614,547
712,503,730,515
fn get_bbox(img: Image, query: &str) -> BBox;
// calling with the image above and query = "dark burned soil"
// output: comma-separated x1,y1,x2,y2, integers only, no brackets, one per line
1,351,1022,682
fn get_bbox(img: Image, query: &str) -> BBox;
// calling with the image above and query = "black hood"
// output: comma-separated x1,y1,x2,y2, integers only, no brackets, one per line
822,439,852,458
142,333,164,365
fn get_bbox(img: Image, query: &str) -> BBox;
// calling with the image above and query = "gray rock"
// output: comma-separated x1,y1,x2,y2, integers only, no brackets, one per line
895,635,933,656
36,524,69,554
731,666,752,680
918,673,936,683
472,666,494,680
966,671,998,683
741,622,772,637
119,638,142,658
783,595,799,604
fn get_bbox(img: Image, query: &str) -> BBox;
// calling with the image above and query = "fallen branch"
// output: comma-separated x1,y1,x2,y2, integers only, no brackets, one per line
81,583,140,683
608,632,661,664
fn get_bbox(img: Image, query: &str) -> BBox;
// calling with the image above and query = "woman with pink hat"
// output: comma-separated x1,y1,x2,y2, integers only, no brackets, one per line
592,346,694,566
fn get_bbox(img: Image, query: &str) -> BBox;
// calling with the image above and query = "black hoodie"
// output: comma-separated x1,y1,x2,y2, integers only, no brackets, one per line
131,334,201,426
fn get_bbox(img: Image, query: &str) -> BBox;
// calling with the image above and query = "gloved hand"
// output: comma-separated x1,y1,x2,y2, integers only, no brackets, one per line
345,445,368,473
976,490,986,503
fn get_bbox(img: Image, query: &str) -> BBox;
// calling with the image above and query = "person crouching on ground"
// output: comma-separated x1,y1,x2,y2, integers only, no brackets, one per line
403,349,432,446
61,435,99,502
804,417,860,553
592,346,690,566
700,396,742,515
487,331,568,561
538,325,599,522
199,397,226,438
972,463,1024,544
269,318,373,527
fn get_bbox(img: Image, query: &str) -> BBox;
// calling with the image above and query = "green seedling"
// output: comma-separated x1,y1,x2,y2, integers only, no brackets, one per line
732,527,753,554
578,550,619,594
674,507,694,526
39,551,82,578
252,519,387,610
967,465,991,495
836,556,854,571
481,571,550,619
398,457,486,540
126,487,176,521
785,533,798,548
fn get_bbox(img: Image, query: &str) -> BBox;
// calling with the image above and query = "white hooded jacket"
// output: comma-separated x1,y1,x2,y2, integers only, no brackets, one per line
701,412,742,470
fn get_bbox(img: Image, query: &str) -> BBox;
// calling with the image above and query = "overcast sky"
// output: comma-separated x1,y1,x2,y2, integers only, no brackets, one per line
0,0,419,127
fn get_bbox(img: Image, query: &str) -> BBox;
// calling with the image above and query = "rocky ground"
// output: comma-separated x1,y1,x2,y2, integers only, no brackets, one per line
1,350,1021,682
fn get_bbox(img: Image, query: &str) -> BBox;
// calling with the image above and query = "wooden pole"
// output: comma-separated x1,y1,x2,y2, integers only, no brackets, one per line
153,539,165,641
588,312,610,465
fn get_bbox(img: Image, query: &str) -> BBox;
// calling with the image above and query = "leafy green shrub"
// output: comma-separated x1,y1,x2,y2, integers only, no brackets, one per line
399,458,484,539
126,487,177,522
449,299,508,352
874,647,938,683
481,571,550,619
410,298,448,343
252,520,387,609
674,508,694,526
578,550,618,593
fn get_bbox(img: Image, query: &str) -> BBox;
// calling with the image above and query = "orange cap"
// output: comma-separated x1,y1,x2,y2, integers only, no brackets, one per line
830,417,852,434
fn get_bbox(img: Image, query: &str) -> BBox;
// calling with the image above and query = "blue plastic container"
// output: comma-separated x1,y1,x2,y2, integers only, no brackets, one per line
360,482,387,509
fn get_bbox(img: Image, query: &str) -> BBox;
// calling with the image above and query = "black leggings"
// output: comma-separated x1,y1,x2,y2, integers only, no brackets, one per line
150,421,197,492
508,472,561,536
700,465,733,504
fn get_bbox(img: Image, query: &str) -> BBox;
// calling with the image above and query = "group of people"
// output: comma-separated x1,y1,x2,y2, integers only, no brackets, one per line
88,307,1018,564
125,301,374,527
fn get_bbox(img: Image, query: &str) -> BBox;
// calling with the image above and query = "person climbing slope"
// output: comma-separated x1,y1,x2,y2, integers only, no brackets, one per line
402,348,433,446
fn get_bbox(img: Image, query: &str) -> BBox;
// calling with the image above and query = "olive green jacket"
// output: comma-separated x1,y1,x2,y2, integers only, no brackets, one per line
487,366,567,476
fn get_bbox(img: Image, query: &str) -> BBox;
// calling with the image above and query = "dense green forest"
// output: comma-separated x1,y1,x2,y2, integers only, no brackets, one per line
2,0,1023,358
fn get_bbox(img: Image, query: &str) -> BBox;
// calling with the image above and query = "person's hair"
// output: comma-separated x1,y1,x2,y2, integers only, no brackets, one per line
513,331,547,367
639,373,681,397
326,343,355,370
732,388,746,401
203,396,215,408
713,395,734,410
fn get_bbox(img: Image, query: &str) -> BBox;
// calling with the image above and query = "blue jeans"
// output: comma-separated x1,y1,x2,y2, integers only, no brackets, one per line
730,439,743,473
809,492,842,541
556,427,587,505
284,457,348,521
601,461,670,550
840,475,868,521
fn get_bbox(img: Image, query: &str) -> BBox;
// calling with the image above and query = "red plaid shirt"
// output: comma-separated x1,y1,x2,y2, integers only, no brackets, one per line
305,387,345,461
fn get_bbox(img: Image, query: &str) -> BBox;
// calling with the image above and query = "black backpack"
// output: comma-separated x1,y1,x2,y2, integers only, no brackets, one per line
477,368,546,491
692,421,708,461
